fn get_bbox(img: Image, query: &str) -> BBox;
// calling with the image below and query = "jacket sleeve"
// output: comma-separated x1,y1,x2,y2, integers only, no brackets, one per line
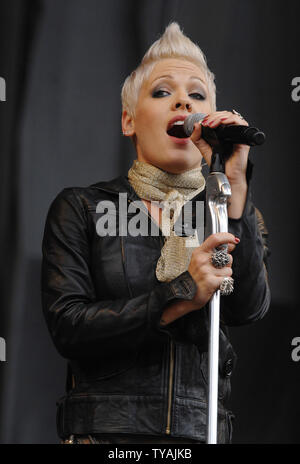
41,188,197,360
220,184,271,326
169,159,271,345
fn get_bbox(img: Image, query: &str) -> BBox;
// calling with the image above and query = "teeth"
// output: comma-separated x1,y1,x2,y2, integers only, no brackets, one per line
173,120,184,126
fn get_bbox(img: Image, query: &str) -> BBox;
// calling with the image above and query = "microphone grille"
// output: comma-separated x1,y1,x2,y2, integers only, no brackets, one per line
183,113,207,137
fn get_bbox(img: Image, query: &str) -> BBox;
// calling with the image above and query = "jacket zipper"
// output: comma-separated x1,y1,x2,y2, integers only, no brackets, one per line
158,235,174,435
166,338,174,434
127,199,173,433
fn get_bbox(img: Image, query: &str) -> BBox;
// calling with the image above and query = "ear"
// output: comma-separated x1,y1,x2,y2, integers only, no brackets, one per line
122,110,135,137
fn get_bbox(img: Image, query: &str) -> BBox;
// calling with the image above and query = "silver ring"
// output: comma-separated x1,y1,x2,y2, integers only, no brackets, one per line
220,277,234,296
232,109,244,120
211,250,230,268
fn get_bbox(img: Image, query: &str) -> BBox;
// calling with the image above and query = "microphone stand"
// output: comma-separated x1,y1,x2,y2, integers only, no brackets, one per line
204,147,231,444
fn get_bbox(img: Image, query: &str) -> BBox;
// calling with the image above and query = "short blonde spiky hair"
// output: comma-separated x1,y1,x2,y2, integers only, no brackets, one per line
121,22,216,118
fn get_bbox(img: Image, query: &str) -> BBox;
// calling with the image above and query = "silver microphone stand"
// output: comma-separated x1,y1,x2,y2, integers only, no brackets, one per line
205,151,231,444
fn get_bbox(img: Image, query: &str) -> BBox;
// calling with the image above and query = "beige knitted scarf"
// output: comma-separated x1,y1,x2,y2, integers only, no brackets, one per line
127,159,206,282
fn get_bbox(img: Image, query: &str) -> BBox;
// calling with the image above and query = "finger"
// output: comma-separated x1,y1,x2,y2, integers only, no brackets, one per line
200,232,239,253
189,121,202,142
189,113,229,140
212,243,236,257
190,122,213,165
208,250,233,272
227,243,236,254
226,254,233,267
210,275,231,295
200,111,231,127
215,274,233,292
204,113,249,129
212,266,233,278
210,253,233,268
202,111,228,120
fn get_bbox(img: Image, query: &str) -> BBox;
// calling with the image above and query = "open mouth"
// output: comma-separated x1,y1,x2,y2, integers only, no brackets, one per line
166,120,189,139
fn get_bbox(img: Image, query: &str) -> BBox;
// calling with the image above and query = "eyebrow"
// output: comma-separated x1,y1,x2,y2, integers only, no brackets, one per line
151,74,206,86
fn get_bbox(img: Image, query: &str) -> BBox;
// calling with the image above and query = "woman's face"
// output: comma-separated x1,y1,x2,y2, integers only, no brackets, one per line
123,58,212,174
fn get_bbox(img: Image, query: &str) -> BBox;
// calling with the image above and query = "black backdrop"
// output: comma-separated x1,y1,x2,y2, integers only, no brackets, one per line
0,0,299,444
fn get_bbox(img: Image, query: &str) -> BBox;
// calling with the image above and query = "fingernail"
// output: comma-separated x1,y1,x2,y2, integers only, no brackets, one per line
220,117,229,121
235,237,240,243
209,121,216,127
202,120,208,126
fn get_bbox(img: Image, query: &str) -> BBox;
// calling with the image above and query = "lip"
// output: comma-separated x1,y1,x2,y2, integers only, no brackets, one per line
167,135,190,145
166,114,188,132
167,115,190,144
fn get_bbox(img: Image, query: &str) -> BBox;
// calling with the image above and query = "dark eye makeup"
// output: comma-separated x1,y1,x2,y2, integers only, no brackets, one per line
189,92,206,101
151,89,206,100
152,89,170,98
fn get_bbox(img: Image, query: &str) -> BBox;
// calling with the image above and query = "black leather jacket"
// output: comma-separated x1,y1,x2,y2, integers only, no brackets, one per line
41,172,270,443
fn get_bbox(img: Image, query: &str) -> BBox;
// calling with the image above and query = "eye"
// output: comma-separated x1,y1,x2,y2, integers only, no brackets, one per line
189,92,206,101
152,89,170,98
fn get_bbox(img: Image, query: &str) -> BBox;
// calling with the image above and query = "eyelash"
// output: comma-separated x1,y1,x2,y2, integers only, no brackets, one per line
152,89,206,100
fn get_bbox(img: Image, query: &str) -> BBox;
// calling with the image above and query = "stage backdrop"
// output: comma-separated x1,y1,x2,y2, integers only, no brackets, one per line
0,0,299,443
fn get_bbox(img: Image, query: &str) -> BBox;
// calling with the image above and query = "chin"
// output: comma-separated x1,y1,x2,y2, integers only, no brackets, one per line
159,153,200,174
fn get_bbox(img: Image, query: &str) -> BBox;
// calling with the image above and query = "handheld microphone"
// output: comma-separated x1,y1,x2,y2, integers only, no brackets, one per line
183,113,266,146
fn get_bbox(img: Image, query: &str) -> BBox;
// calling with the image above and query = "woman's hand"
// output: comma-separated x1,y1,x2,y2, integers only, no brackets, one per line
191,110,249,219
160,233,238,326
190,110,250,185
187,232,238,309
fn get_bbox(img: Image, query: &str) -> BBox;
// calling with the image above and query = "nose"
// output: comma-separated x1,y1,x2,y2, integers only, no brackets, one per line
173,99,192,112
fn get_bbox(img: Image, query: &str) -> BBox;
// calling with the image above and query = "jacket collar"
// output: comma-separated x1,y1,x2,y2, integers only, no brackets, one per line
89,175,140,202
90,175,206,204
